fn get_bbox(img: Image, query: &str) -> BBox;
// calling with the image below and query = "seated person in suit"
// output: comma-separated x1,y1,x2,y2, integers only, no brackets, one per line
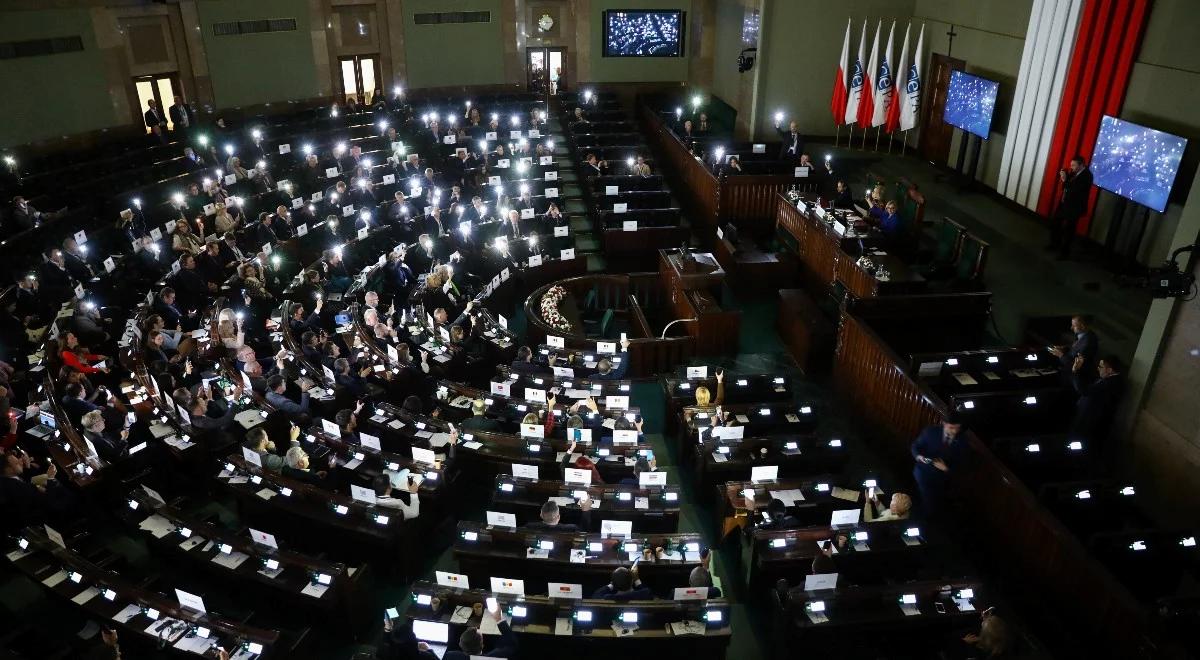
333,358,370,400
60,382,103,427
688,565,722,598
372,473,421,519
265,374,313,419
509,346,549,375
438,606,517,660
831,180,856,210
863,490,912,522
288,300,323,336
0,452,56,534
1070,353,1124,447
582,153,609,177
592,565,653,601
334,406,362,444
282,446,327,484
79,410,128,463
618,455,654,487
523,497,593,532
246,427,285,472
722,155,744,176
459,399,500,432
592,337,631,380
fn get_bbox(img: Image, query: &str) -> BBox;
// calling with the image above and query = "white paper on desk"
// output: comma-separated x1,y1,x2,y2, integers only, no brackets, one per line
954,598,975,612
564,468,592,486
491,577,525,596
463,441,484,450
388,419,405,430
734,414,750,424
548,581,583,599
674,587,709,601
71,586,100,605
255,488,276,500
428,432,452,448
710,427,739,441
952,372,978,386
601,519,632,539
567,549,587,564
359,432,381,450
769,489,805,506
804,573,838,591
412,446,437,465
139,514,175,539
512,463,539,479
683,549,701,562
180,536,205,551
600,418,617,430
634,497,650,510
450,605,473,624
526,547,550,559
831,487,859,502
113,603,142,624
436,571,469,589
900,602,921,617
486,511,517,528
6,549,31,562
751,465,779,483
639,470,667,487
44,524,67,549
555,617,573,635
302,582,330,598
42,570,69,587
604,395,629,411
212,551,250,570
174,634,215,654
831,508,861,526
249,528,277,549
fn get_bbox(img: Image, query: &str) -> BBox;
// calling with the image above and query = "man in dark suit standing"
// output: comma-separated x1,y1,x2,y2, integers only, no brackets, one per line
168,95,196,134
1070,354,1124,449
910,413,969,518
775,117,804,162
1048,155,1093,259
1051,315,1098,389
144,99,168,142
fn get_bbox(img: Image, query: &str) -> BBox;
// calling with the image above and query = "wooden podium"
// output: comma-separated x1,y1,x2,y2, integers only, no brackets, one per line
658,249,740,355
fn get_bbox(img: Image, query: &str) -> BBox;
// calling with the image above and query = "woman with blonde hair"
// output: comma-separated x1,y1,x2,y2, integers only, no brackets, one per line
685,368,725,422
213,202,238,234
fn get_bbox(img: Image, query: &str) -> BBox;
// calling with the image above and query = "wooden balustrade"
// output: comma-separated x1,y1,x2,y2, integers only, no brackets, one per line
832,297,1171,659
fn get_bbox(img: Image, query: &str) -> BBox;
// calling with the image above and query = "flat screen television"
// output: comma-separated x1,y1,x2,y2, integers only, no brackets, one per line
603,10,685,57
943,70,1000,140
1090,115,1188,213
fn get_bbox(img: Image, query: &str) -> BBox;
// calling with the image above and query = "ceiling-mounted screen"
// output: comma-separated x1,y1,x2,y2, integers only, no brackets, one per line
943,70,1000,140
1090,115,1188,213
603,10,685,57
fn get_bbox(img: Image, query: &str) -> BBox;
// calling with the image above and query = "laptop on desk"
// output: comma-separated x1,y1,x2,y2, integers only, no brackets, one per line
27,410,57,440
412,620,449,658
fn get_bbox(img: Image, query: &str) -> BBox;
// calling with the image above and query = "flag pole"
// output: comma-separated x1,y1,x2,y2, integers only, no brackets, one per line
874,127,881,151
902,129,910,155
862,125,868,150
887,131,894,154
835,123,841,148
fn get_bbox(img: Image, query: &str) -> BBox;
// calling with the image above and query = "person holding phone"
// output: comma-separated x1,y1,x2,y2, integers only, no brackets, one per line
438,600,517,659
592,563,653,601
911,413,969,518
592,336,631,380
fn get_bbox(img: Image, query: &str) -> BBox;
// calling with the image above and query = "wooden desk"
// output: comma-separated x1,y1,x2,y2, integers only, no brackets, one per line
453,521,705,596
490,474,681,533
405,580,732,659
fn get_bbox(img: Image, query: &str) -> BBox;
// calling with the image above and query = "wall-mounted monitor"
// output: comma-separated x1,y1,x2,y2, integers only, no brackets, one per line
943,70,1000,140
1090,115,1188,213
603,10,685,57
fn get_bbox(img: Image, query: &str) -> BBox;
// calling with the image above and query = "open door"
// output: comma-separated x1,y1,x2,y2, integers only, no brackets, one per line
526,47,567,96
918,53,966,165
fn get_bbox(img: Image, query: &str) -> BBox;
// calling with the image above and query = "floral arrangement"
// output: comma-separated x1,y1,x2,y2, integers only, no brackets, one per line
539,285,573,332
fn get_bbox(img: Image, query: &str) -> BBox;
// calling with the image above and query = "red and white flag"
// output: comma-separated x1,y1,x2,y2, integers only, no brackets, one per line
831,18,851,125
885,23,910,133
899,24,924,132
871,21,895,128
856,20,879,128
845,19,867,126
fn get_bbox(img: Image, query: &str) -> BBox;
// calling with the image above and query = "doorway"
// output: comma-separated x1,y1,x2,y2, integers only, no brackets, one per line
339,55,379,106
134,74,179,132
526,47,566,95
918,53,966,164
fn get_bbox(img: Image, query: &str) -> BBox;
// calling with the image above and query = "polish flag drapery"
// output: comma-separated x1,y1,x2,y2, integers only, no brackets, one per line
856,20,879,129
845,19,867,126
831,18,851,125
871,21,895,127
899,24,924,132
885,24,910,133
